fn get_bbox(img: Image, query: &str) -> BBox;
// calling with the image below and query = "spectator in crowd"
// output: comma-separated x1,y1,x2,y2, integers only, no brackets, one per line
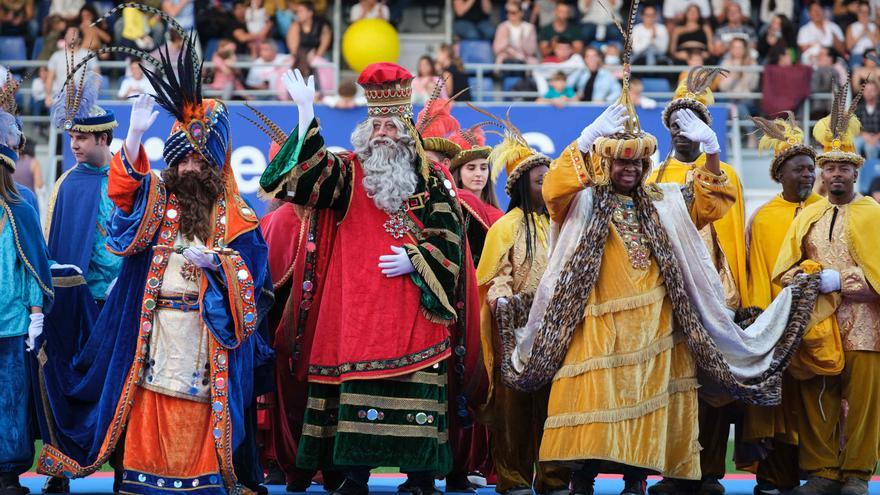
350,0,390,22
49,0,83,22
493,1,539,65
286,1,333,91
663,0,711,30
31,68,48,125
632,5,670,65
578,0,622,44
711,2,756,57
712,0,750,24
117,58,154,99
37,15,67,60
0,0,33,37
12,141,43,198
246,40,289,98
845,1,879,61
761,43,812,116
537,71,576,107
757,13,798,62
44,25,99,107
868,176,880,201
854,48,880,87
207,39,246,100
79,5,112,58
452,0,494,40
677,48,714,84
670,4,714,63
797,1,845,67
161,0,194,32
411,55,447,104
274,0,297,38
532,35,585,95
718,38,760,120
119,3,160,52
630,78,658,109
244,0,274,57
571,46,621,103
856,81,880,160
810,47,846,117
831,0,860,30
151,29,184,77
759,0,795,24
530,0,558,27
538,2,582,59
437,43,472,101
323,78,367,108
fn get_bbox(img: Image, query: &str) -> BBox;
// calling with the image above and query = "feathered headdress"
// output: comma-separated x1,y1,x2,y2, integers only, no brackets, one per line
50,48,117,134
240,103,288,162
588,0,658,185
0,69,23,172
469,104,549,194
812,78,866,168
662,66,729,129
450,121,492,170
751,112,816,181
416,77,467,160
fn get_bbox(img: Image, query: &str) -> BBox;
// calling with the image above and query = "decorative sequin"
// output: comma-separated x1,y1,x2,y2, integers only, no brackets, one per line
366,409,379,421
167,209,178,219
611,194,651,270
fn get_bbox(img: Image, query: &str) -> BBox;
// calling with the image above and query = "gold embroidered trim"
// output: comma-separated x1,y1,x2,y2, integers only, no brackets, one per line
0,199,54,297
422,241,459,275
420,228,461,246
583,286,667,317
553,333,683,380
302,423,338,438
336,421,449,441
52,275,88,287
340,393,443,411
386,371,446,386
406,247,457,318
45,166,77,240
543,378,699,428
306,397,340,411
431,203,453,215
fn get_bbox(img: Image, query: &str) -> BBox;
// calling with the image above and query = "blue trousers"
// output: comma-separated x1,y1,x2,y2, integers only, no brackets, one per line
0,335,33,476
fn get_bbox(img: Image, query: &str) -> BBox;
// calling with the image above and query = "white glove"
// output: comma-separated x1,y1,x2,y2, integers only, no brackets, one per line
674,109,720,155
378,246,415,278
576,104,628,152
49,263,83,275
125,94,159,160
819,269,841,294
183,247,220,271
283,69,315,142
27,313,44,352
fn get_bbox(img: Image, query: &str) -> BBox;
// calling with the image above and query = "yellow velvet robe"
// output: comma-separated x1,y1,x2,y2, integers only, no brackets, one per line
538,142,736,480
648,155,748,307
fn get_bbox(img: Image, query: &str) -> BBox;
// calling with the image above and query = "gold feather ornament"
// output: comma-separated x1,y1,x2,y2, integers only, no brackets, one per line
751,112,816,181
812,77,867,168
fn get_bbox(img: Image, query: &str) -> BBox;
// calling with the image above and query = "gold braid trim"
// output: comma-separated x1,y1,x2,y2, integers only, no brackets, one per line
419,228,461,247
406,246,457,320
385,371,447,386
583,285,667,317
430,203,453,214
70,121,119,133
306,397,340,411
340,393,443,411
336,420,448,441
422,241,459,275
0,198,54,297
302,424,338,438
543,377,699,428
553,333,683,380
52,275,88,287
44,166,78,240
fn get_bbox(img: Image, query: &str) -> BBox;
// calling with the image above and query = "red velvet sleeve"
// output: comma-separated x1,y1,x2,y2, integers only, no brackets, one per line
109,145,152,214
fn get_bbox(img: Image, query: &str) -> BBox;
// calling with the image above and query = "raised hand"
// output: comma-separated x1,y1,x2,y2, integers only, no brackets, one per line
577,104,628,152
675,109,719,155
125,94,159,159
283,69,316,142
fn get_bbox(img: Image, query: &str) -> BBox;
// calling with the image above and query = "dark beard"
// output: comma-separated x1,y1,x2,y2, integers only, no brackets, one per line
161,165,225,242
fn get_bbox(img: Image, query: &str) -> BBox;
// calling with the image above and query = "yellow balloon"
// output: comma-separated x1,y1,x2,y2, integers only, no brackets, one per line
342,19,401,73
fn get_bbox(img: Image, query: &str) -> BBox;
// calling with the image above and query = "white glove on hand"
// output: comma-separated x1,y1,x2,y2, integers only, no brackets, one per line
27,313,44,352
675,109,720,155
183,247,220,271
125,94,159,160
577,104,628,152
283,69,316,142
378,246,415,278
819,269,841,294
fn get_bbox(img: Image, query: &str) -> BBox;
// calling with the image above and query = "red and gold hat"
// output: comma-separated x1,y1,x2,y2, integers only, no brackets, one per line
358,62,414,119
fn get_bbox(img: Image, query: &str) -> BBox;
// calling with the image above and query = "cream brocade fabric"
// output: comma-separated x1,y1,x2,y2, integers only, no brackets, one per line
802,204,880,352
142,235,211,402
485,216,549,304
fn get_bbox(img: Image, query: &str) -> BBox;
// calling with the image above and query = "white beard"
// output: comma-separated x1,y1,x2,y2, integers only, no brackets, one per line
359,137,419,213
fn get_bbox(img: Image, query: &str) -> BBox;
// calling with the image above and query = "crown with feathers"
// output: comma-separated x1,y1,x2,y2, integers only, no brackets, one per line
467,104,549,195
812,78,866,168
751,112,816,181
450,122,492,170
587,0,658,185
50,48,117,134
416,77,467,160
661,66,728,129
0,69,24,172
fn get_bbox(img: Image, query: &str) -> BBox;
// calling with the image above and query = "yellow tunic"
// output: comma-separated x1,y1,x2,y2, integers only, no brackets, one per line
538,142,736,480
648,155,748,307
746,193,823,309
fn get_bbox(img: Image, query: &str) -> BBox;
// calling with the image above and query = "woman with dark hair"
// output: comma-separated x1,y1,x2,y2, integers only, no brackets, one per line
669,4,714,63
758,14,798,63
437,43,472,101
78,4,111,56
476,123,569,495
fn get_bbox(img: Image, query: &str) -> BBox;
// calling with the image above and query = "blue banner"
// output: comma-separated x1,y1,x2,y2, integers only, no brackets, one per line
64,103,728,216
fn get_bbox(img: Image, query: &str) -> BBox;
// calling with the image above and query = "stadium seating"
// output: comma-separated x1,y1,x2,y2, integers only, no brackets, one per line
0,37,27,63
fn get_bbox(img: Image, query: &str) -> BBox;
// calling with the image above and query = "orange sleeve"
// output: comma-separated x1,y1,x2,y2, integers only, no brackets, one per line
109,145,152,214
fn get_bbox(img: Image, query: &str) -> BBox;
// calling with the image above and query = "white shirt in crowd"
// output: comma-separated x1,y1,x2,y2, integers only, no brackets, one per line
246,6,268,34
117,76,154,98
797,20,845,65
532,54,587,96
849,21,878,56
663,0,712,19
578,0,619,25
632,22,669,55
47,48,99,97
246,54,291,88
349,2,390,22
